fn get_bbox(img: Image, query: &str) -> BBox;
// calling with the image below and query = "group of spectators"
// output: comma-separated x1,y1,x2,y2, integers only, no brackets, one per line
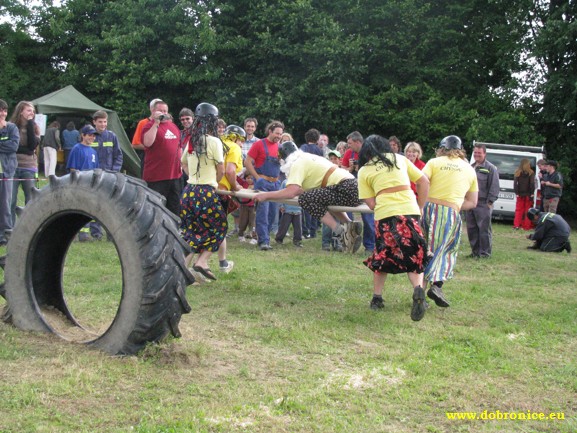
130,99,250,281
0,98,124,244
1,96,571,321
513,157,570,253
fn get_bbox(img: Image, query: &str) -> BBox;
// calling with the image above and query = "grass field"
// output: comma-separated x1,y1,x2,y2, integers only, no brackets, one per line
0,213,575,433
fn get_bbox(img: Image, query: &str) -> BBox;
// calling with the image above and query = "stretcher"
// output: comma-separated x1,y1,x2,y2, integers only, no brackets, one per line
216,188,373,213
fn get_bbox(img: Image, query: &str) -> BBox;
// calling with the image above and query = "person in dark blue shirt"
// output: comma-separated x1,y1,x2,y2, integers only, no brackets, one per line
67,125,99,172
67,125,100,242
0,99,19,245
92,110,123,172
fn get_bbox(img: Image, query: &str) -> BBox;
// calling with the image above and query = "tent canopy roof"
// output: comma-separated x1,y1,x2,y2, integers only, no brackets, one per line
33,85,110,114
32,86,140,176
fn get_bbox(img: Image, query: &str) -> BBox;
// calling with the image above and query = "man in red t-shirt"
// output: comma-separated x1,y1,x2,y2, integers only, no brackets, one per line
142,100,183,216
132,98,163,177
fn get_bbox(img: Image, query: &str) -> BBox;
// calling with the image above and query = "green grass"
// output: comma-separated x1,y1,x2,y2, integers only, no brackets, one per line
0,210,576,432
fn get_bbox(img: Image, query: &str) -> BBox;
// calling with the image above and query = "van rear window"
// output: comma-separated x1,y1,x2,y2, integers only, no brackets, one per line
485,154,537,181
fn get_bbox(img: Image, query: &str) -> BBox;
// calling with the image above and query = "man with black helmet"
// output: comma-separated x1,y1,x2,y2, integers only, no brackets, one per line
526,208,571,253
421,135,478,309
180,102,226,282
253,141,363,253
142,100,183,215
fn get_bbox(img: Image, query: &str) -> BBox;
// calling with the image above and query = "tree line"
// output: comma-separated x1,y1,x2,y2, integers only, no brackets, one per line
0,0,575,216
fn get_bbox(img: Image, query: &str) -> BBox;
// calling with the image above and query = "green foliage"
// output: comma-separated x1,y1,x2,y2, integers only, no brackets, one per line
530,0,577,216
33,0,221,128
0,17,59,104
1,0,574,214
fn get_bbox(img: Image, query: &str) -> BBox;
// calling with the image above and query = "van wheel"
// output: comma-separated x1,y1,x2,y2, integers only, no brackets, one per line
2,170,193,355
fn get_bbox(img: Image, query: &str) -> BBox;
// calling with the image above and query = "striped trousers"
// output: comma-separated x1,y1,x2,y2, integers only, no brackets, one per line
421,202,463,283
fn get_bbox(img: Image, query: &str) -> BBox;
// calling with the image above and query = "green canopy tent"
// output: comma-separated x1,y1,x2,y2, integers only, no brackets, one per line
32,85,141,177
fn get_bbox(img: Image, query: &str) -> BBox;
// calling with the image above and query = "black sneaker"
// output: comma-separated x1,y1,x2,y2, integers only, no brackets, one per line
370,296,384,310
411,286,426,321
427,284,450,308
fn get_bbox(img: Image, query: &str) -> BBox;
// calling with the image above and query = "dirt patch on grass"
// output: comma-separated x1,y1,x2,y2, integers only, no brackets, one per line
140,342,201,368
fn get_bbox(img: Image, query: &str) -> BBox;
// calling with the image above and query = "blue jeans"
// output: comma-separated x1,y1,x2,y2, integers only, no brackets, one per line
254,178,280,245
322,223,332,248
303,210,319,237
11,168,37,226
0,173,14,241
361,212,375,251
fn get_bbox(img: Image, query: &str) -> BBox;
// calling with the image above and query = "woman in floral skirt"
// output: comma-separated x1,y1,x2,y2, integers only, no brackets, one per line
180,102,226,282
357,135,430,321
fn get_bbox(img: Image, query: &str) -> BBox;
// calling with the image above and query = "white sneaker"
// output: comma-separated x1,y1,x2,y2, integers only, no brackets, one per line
249,238,258,245
219,261,234,274
239,236,246,242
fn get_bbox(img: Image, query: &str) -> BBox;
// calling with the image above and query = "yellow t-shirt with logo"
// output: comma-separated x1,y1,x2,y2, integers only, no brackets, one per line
358,154,423,220
423,156,478,206
181,135,224,188
219,138,243,190
286,153,353,190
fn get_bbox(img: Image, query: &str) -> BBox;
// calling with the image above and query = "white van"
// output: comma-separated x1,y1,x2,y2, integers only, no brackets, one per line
470,141,546,220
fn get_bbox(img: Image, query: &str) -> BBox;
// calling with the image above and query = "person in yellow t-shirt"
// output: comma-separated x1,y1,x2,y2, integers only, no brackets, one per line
180,103,225,283
421,135,478,309
357,134,430,321
216,125,246,274
254,141,363,253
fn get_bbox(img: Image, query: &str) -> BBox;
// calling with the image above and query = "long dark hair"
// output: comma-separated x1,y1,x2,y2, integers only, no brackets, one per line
358,134,398,171
186,113,225,178
189,113,219,155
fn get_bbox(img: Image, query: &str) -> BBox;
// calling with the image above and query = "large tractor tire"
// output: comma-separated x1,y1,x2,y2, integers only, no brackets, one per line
1,170,193,355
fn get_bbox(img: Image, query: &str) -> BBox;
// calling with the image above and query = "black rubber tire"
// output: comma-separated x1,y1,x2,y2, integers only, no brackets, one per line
2,169,193,355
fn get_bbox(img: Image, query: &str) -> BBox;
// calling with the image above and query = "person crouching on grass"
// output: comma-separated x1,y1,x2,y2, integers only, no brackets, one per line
357,135,430,321
526,208,571,253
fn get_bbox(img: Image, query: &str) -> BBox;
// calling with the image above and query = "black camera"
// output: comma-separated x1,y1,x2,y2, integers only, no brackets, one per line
159,114,169,121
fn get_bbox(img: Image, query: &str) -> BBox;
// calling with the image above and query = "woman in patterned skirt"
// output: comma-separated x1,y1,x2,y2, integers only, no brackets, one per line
180,103,226,282
357,135,430,321
420,136,478,309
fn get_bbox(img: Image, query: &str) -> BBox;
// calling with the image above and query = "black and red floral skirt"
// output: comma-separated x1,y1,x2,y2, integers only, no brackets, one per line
364,215,428,275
